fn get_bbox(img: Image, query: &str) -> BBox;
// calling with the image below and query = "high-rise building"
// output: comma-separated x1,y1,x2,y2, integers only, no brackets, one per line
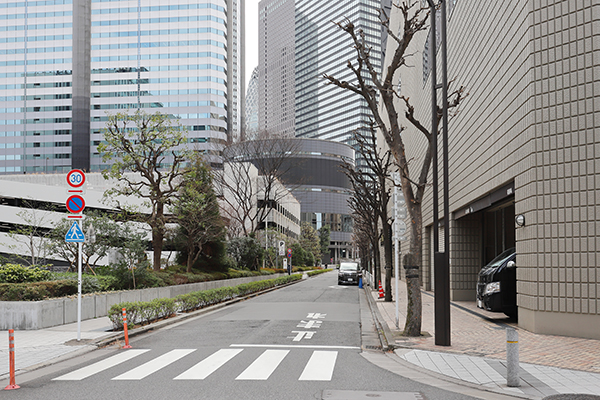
0,0,243,174
294,0,383,145
258,0,295,137
244,66,259,138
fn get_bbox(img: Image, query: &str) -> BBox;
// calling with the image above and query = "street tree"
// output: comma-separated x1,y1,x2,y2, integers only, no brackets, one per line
172,157,225,272
7,200,52,266
342,125,393,300
299,222,320,266
323,2,466,335
318,225,331,264
98,110,192,271
216,134,301,236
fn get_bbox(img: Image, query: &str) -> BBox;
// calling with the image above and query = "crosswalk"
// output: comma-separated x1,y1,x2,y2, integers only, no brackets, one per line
53,348,340,382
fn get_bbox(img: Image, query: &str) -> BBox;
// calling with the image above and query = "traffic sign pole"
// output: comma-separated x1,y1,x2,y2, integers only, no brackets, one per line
77,239,82,341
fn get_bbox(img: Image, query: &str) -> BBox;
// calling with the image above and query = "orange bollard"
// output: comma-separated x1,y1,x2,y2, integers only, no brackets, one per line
5,329,20,390
378,281,384,299
122,308,132,349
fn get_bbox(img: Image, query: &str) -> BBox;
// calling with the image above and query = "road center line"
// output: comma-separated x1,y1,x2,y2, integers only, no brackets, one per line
230,344,360,350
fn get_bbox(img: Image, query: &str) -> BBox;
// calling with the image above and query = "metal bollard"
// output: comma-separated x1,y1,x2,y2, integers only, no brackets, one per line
506,327,520,387
122,308,132,349
5,329,20,390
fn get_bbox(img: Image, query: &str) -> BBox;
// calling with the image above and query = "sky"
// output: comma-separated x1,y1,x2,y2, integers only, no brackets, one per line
245,0,260,88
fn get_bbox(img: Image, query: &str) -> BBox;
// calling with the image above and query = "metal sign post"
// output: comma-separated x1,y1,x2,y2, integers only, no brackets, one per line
66,170,86,342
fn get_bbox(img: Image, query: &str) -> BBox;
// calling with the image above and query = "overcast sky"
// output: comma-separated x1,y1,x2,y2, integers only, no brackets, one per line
245,0,260,88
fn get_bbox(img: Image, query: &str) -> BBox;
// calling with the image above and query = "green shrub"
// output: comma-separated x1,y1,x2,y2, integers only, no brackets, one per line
0,264,52,283
0,279,77,301
107,274,302,330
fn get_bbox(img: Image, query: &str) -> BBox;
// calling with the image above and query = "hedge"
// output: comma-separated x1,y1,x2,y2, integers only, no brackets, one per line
307,269,332,277
108,274,302,330
0,279,78,301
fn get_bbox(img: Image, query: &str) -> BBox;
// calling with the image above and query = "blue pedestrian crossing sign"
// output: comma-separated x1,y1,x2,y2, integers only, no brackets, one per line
65,221,85,243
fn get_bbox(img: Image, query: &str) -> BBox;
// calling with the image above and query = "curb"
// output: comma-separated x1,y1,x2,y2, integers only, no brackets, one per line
362,283,394,351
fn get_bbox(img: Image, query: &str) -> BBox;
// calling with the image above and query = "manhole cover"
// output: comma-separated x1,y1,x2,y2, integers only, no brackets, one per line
322,390,425,400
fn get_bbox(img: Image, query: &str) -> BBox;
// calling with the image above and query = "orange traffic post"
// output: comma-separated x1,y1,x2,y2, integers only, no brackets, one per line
122,308,132,349
5,329,20,390
378,281,384,299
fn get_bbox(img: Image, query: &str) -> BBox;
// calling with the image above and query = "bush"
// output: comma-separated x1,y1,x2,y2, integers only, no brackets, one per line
51,272,120,293
0,279,77,301
108,274,302,329
0,264,52,283
226,237,264,271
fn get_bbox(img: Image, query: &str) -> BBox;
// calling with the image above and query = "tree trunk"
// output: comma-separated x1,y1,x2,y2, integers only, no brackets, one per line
382,220,393,302
403,202,423,336
186,251,193,273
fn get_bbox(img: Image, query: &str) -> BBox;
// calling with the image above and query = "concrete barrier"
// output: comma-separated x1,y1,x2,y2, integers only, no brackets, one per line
0,273,289,330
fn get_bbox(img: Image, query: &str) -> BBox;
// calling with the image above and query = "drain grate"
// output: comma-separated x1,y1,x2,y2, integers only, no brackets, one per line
322,390,426,400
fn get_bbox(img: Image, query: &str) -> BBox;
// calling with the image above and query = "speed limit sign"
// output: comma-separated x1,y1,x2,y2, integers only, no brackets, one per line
66,169,86,188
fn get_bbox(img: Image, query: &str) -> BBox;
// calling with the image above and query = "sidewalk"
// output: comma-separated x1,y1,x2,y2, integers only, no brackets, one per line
366,278,600,399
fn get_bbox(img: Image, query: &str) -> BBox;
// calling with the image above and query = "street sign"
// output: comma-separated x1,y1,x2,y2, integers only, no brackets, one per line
66,194,86,214
395,220,407,235
278,240,285,256
66,169,86,188
287,248,292,258
65,221,85,243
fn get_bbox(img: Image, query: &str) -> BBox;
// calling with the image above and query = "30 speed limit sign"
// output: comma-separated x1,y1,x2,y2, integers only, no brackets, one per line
66,169,86,188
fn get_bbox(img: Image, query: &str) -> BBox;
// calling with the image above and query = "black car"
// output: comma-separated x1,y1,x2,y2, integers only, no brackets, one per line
476,248,517,317
338,262,361,285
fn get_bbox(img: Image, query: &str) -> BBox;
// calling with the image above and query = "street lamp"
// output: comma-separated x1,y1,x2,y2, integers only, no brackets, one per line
427,0,451,347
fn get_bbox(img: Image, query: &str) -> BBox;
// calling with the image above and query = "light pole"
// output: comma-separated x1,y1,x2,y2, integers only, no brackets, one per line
427,0,451,347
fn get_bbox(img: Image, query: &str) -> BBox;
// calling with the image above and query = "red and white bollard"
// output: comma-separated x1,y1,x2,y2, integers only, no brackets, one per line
5,329,20,390
122,308,132,349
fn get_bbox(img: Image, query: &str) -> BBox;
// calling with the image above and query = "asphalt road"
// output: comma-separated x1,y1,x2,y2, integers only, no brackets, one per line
5,272,480,400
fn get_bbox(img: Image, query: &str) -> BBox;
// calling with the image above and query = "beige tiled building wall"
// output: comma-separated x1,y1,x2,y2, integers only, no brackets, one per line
382,0,599,339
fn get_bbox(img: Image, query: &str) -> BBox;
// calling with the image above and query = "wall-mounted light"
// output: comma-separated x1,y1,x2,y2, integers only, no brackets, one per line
515,214,525,227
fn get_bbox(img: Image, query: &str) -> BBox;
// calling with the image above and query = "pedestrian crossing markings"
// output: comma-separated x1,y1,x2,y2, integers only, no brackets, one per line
53,348,339,382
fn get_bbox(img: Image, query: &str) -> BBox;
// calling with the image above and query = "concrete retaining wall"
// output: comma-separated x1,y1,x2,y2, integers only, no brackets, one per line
0,274,288,330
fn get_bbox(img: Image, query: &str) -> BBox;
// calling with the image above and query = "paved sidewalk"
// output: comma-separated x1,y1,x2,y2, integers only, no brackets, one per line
0,317,115,379
367,278,600,399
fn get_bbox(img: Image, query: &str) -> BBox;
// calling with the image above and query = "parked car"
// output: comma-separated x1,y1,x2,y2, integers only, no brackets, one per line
338,262,361,285
476,248,517,317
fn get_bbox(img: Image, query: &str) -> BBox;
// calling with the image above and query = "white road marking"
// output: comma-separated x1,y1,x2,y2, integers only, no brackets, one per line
174,348,243,380
289,331,315,341
235,349,289,380
53,350,150,381
230,344,360,350
112,349,195,380
299,351,338,381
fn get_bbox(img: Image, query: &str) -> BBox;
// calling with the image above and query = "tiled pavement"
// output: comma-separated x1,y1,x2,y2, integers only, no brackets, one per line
369,276,600,398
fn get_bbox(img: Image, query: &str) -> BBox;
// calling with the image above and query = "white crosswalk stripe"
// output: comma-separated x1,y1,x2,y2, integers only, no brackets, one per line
53,349,150,381
112,349,196,380
299,350,337,381
174,348,243,380
53,348,341,382
236,349,289,380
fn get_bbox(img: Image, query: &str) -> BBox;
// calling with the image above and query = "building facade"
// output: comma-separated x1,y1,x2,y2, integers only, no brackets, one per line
245,66,259,137
294,0,383,146
0,0,242,174
258,0,295,137
384,1,600,339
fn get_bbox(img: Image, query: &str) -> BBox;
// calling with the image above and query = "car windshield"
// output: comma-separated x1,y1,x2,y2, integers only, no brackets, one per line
339,263,358,271
484,248,516,269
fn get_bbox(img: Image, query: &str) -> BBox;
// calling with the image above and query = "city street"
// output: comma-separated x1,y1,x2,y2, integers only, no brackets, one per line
4,273,478,400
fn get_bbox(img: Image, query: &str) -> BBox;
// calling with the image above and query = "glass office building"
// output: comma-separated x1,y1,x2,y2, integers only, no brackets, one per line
294,0,382,146
0,0,241,174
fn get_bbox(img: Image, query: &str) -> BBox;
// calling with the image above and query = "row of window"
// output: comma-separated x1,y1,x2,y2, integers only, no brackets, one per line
0,46,72,55
1,22,72,31
0,11,72,20
25,141,70,148
93,16,225,27
92,77,226,86
0,129,69,137
0,117,71,125
91,90,227,100
92,28,225,38
92,39,225,50
92,3,225,14
0,82,71,90
0,0,71,8
0,93,71,101
91,52,225,63
0,58,71,66
0,34,72,43
0,105,71,113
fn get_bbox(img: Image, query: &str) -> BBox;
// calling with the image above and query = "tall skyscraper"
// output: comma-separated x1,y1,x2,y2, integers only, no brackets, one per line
244,66,259,137
294,0,383,145
0,0,242,174
258,0,295,137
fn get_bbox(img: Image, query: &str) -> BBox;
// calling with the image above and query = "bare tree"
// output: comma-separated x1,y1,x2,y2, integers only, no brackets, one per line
324,1,466,336
7,200,52,266
216,136,301,236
